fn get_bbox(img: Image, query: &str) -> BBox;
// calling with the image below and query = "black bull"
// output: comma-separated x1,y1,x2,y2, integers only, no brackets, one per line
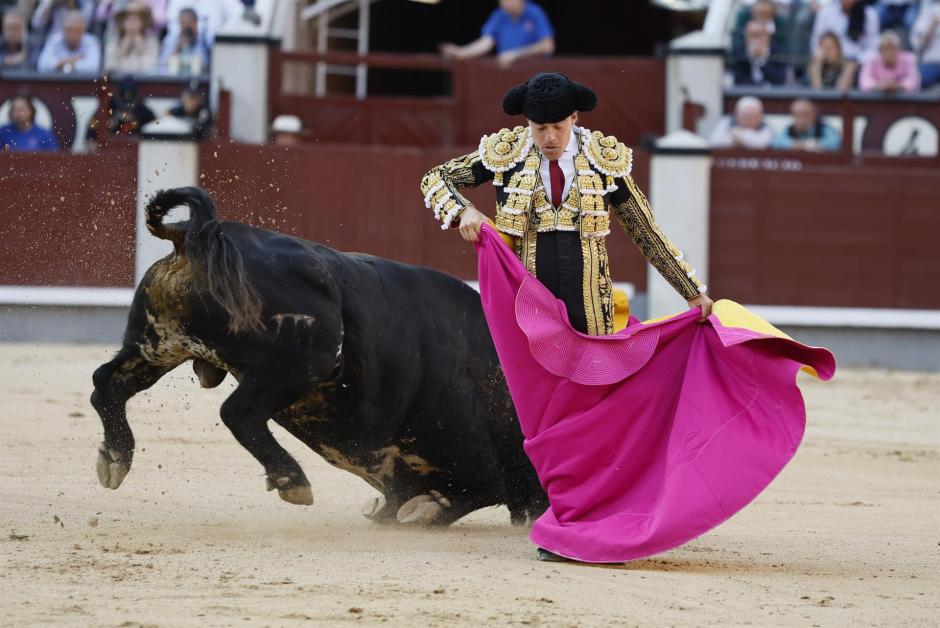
90,187,547,525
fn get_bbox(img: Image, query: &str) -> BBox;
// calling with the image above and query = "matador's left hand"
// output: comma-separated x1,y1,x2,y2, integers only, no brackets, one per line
687,294,714,323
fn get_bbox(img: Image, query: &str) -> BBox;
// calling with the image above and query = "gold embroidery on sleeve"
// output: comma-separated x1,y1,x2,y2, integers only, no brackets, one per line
421,150,484,229
613,175,704,300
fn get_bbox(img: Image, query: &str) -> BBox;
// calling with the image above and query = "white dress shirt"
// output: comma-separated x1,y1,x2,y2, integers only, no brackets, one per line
537,127,579,206
37,32,102,74
708,116,775,149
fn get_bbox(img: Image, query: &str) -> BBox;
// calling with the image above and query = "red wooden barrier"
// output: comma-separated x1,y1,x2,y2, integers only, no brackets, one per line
0,145,137,287
198,140,651,287
710,152,940,309
268,53,666,148
3,139,936,314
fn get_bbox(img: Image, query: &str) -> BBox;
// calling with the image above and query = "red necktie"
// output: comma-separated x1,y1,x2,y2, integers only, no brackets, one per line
549,159,564,208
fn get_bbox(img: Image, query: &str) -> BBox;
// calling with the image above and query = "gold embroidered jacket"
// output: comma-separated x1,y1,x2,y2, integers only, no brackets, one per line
420,126,706,335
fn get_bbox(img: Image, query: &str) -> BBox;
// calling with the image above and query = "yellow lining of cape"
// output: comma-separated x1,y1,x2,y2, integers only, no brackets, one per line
642,300,819,379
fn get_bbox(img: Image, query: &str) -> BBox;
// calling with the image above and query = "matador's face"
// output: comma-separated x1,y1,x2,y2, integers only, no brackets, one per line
528,113,577,161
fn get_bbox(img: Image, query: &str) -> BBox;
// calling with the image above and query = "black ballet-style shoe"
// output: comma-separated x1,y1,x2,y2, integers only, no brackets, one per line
536,547,625,566
536,547,572,562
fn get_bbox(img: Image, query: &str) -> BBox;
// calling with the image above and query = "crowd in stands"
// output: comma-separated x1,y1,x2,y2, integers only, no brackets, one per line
1,72,212,151
0,0,253,77
720,0,940,152
709,95,843,151
0,0,247,151
730,0,940,93
2,0,936,154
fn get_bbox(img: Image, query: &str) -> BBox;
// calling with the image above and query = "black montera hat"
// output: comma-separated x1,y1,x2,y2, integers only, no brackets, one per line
502,72,598,124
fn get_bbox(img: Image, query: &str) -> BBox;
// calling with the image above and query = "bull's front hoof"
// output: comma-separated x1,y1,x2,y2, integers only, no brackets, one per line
278,484,314,505
95,444,129,490
265,473,313,506
396,490,451,525
267,475,314,505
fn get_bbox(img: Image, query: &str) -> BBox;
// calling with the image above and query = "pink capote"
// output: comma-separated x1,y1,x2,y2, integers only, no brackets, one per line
474,225,836,563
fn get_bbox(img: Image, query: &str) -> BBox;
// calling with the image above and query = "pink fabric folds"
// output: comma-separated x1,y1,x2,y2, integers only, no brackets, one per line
514,276,660,385
474,225,836,563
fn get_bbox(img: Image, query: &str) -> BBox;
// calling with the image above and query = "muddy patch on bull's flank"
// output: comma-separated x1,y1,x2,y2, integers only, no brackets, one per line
318,445,381,490
371,445,442,480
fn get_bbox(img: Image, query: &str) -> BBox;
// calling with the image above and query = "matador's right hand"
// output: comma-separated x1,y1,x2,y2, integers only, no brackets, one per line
458,206,486,243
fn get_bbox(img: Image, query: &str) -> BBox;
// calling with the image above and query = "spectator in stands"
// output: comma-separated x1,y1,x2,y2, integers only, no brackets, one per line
778,0,821,64
95,0,168,39
808,30,858,90
811,0,880,63
107,75,155,135
771,98,841,151
911,0,940,89
859,30,921,92
30,0,93,38
1,10,38,71
709,96,775,149
167,81,212,139
732,0,788,57
271,114,303,146
104,1,159,75
165,0,243,45
37,10,100,74
0,95,59,151
159,7,209,76
439,0,554,68
876,0,919,35
733,20,789,86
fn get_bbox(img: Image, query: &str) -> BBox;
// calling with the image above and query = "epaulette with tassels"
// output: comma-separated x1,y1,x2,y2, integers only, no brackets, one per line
479,126,534,187
581,128,632,180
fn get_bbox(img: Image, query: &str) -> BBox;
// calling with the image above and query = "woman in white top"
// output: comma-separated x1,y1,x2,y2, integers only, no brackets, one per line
103,1,160,76
811,0,880,63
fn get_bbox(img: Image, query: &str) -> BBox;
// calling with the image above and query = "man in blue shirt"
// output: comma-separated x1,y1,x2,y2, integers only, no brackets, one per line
0,95,60,152
440,0,554,67
771,99,842,152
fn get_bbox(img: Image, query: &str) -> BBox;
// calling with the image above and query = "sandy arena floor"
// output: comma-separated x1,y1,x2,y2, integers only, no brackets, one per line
1,343,937,627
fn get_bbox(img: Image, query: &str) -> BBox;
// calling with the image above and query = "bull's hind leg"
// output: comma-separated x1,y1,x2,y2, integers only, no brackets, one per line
91,348,176,489
219,378,313,505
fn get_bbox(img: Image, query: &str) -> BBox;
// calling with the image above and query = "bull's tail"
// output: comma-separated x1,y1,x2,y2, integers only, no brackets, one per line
145,186,216,241
145,187,264,334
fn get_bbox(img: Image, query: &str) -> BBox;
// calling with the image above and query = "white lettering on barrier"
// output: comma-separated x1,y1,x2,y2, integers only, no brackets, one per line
715,157,803,171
